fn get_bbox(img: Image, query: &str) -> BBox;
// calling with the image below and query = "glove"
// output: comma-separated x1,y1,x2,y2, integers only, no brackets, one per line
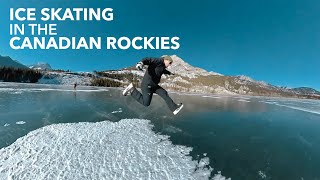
136,62,144,71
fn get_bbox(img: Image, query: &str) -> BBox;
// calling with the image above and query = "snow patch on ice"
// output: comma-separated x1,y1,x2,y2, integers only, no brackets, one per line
259,101,277,105
111,108,123,114
237,99,250,102
0,119,229,180
9,91,22,94
202,95,221,99
15,121,26,125
233,96,251,100
258,170,267,179
164,125,183,133
212,171,230,180
4,124,10,127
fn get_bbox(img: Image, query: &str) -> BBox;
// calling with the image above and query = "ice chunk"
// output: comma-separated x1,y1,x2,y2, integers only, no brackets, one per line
0,119,228,180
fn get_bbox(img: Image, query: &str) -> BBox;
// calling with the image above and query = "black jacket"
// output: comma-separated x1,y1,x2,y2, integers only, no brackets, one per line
141,57,172,86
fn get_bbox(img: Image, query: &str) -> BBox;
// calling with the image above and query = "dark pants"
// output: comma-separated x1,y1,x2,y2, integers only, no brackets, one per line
131,84,178,112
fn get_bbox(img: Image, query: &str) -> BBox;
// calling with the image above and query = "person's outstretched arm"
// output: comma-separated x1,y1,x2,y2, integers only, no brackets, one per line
163,69,174,75
136,57,161,70
140,57,160,65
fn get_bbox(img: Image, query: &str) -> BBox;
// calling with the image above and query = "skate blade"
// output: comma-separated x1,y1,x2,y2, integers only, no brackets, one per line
173,104,184,115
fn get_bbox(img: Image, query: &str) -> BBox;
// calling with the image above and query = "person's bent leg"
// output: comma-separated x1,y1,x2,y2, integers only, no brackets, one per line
155,86,178,112
131,85,153,106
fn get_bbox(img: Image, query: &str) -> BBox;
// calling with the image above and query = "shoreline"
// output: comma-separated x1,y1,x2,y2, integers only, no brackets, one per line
1,81,319,101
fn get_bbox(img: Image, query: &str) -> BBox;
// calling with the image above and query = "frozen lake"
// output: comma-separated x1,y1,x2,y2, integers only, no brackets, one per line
1,82,320,179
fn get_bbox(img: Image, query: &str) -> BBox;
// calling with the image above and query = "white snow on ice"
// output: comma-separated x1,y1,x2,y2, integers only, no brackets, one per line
15,121,26,125
258,170,267,179
259,101,276,105
111,108,123,114
212,172,230,180
9,91,22,95
0,119,230,180
202,95,222,99
164,125,183,133
232,96,251,100
3,124,10,127
237,99,250,102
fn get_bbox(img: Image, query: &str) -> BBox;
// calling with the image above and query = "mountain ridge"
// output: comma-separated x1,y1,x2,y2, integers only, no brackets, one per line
102,55,319,99
0,55,29,69
29,62,52,71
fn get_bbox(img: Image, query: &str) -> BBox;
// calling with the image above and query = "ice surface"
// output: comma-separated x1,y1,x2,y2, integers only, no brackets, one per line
0,88,108,93
233,96,251,100
0,119,229,180
275,104,320,115
259,99,320,115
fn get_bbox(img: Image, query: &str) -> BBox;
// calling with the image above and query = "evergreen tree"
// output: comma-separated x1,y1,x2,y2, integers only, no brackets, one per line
0,67,42,83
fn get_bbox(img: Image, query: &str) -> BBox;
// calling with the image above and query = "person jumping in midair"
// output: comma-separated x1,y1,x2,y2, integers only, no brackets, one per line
122,56,184,115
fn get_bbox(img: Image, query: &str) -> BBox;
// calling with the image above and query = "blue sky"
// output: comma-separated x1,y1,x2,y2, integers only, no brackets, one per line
0,0,319,90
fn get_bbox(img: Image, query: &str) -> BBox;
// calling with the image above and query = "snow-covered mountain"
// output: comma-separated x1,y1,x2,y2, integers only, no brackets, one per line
0,55,29,69
29,62,52,71
292,87,320,96
166,55,222,78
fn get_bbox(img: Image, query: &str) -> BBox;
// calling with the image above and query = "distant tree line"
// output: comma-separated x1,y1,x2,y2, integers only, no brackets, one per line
51,69,71,72
92,71,140,88
0,67,42,83
94,71,134,81
91,78,121,87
